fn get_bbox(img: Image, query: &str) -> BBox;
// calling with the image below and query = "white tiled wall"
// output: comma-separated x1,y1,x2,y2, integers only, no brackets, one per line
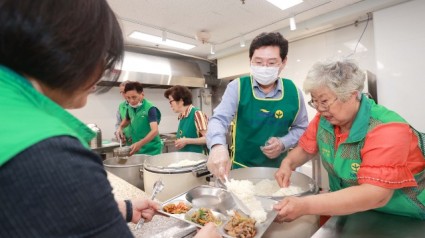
373,0,425,132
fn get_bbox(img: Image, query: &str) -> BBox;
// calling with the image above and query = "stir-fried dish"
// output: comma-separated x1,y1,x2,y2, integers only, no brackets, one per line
189,208,222,226
163,202,191,214
224,211,256,238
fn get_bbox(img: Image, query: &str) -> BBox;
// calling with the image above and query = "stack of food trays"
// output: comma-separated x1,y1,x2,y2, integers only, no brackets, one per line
158,185,278,238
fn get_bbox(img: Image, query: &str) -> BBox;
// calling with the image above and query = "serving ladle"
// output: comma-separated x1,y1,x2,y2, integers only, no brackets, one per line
134,179,165,230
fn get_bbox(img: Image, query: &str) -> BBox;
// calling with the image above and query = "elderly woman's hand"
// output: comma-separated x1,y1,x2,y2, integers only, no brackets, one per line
274,196,307,222
261,137,284,159
274,160,292,188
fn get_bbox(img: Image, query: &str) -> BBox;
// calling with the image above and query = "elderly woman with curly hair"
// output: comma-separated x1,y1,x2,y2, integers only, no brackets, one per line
274,58,425,221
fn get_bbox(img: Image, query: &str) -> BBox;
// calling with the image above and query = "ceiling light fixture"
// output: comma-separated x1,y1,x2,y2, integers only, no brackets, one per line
289,16,297,31
129,31,195,50
210,44,215,55
240,36,246,48
161,30,167,42
266,0,303,10
195,31,211,44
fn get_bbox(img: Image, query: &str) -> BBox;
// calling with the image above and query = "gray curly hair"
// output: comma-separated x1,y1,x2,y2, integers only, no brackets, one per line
303,58,365,102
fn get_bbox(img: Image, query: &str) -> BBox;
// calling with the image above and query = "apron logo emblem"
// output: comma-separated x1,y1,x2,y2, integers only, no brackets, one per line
351,163,360,173
179,130,183,136
274,110,283,119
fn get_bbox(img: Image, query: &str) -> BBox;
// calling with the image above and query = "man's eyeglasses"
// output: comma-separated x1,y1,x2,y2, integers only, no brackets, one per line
251,60,281,67
308,97,338,111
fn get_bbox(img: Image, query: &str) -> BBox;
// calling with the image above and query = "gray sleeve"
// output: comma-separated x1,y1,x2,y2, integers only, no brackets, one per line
206,79,239,149
115,108,122,130
0,136,133,238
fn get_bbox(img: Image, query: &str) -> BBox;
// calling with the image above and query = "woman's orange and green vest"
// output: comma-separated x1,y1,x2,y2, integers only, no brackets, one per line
317,95,425,219
0,65,94,167
118,101,131,145
177,106,205,154
231,76,300,169
127,99,162,155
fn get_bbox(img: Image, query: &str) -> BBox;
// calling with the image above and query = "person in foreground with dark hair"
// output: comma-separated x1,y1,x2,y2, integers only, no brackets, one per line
116,81,163,155
206,32,309,179
0,0,221,237
164,85,209,154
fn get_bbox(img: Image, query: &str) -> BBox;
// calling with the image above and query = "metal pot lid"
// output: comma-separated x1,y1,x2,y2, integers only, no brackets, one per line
144,152,207,173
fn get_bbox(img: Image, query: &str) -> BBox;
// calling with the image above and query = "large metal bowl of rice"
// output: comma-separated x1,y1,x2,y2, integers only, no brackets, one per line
227,167,318,201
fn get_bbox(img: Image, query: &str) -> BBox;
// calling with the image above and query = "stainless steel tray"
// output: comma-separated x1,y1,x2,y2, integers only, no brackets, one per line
157,185,278,238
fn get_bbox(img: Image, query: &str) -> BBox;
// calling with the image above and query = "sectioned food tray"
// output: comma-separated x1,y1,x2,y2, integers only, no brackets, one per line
157,185,278,238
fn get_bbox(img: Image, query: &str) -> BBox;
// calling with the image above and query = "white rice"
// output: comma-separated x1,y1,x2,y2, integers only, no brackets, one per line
225,179,267,223
254,179,303,197
167,159,200,167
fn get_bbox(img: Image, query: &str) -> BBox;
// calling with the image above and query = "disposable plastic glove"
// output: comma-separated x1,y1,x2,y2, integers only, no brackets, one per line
261,137,285,159
115,127,126,143
207,144,231,181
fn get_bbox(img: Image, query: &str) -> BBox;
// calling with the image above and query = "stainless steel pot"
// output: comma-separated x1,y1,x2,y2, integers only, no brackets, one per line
87,123,102,148
103,154,150,190
227,167,318,200
143,152,209,201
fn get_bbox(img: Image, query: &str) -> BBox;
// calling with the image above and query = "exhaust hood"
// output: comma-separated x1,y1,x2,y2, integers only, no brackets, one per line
99,51,205,88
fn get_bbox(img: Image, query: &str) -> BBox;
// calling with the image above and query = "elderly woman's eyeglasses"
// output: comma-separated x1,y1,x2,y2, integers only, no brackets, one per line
308,97,338,111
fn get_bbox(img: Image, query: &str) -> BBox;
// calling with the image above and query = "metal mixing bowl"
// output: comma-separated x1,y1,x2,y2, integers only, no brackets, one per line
113,146,131,159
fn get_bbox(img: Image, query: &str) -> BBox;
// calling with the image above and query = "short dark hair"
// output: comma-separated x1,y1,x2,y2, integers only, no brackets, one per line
249,32,288,61
0,0,123,93
124,81,144,94
164,85,192,106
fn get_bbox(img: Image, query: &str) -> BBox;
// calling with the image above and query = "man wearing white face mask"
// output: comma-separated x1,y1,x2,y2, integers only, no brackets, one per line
206,32,308,180
116,81,163,155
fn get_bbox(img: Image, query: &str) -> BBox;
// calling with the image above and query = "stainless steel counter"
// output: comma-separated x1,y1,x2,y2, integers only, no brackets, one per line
312,210,425,238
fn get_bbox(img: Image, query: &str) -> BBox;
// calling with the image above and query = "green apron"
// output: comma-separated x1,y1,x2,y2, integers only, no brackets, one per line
317,95,425,219
118,101,131,145
127,99,162,155
177,106,204,154
0,65,95,166
231,76,300,169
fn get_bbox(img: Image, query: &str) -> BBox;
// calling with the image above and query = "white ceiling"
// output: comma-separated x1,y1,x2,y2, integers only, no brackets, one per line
107,0,409,60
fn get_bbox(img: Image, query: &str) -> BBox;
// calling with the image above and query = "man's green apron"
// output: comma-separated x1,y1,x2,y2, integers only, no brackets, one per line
317,95,425,219
127,99,162,155
231,76,300,169
118,101,131,145
177,106,205,154
0,65,94,166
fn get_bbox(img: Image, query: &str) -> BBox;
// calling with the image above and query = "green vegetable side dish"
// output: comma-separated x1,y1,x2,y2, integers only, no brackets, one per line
189,208,222,226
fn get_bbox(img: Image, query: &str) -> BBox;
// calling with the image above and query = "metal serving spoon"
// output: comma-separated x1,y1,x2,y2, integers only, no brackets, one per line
134,179,165,230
